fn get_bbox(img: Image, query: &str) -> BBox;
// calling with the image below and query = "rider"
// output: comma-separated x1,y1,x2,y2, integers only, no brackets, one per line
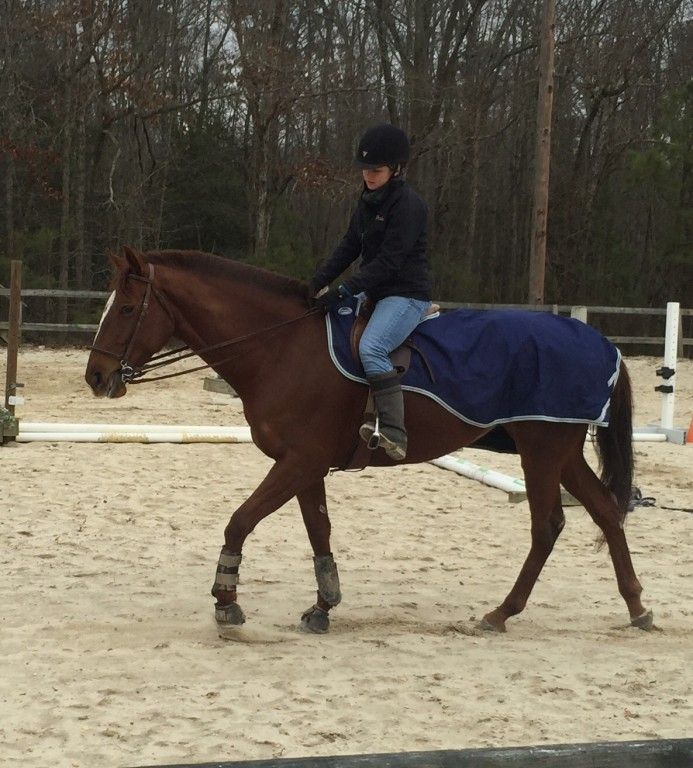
308,123,432,460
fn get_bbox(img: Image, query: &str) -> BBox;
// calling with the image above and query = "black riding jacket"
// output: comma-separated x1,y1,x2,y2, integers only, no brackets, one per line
311,178,431,303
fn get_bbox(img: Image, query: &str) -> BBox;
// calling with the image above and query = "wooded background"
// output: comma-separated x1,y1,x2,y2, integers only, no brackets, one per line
1,1,691,322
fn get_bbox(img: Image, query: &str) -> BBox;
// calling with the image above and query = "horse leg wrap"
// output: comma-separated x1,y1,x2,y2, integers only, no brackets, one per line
215,601,246,625
211,548,242,598
313,554,342,607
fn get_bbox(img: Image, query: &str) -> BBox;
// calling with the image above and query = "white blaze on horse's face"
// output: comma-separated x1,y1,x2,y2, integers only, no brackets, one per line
94,291,116,343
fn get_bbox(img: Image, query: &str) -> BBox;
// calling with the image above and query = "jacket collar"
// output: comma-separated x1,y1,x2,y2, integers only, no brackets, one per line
360,177,404,208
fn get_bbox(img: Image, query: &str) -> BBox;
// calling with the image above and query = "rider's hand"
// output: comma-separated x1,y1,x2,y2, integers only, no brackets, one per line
314,284,350,312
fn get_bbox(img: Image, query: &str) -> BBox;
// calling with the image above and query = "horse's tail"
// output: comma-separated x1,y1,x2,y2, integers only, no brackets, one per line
595,360,634,517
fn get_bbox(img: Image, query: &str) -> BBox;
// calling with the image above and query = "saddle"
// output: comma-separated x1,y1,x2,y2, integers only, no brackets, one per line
349,298,439,377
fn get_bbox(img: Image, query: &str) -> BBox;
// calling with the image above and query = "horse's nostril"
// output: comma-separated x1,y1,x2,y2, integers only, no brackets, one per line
89,370,102,388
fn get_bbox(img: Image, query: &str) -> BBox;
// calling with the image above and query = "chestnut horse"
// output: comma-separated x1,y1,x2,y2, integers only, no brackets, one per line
85,247,652,634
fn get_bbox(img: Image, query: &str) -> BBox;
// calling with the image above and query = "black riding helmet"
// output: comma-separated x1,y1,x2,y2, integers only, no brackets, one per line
354,123,410,168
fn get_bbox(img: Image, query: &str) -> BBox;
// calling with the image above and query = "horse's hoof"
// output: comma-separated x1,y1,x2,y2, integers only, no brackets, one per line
215,601,246,626
300,605,330,634
631,609,654,631
477,613,507,633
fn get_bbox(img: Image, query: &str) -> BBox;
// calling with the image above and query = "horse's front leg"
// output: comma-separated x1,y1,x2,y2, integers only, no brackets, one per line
212,455,319,626
296,480,342,634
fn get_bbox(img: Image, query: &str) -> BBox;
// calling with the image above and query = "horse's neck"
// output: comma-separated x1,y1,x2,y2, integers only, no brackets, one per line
159,266,308,392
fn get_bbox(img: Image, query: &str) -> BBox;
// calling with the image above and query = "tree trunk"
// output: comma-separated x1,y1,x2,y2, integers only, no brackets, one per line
197,0,213,132
468,105,482,275
373,0,398,124
74,103,87,288
58,76,74,322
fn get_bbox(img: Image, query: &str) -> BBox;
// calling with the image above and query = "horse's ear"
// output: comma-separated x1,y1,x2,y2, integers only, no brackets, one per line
121,245,146,276
107,249,126,273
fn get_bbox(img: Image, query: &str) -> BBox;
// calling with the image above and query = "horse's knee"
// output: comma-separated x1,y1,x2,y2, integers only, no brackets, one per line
549,508,566,542
224,514,253,547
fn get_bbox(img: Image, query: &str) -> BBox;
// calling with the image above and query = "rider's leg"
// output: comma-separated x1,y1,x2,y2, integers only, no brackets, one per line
358,296,430,460
359,369,407,459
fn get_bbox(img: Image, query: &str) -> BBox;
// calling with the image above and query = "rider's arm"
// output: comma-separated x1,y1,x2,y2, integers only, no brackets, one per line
309,210,361,293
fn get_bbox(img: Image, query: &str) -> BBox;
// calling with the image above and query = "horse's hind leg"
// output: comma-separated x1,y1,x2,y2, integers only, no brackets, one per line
561,454,651,629
481,459,566,633
296,480,342,634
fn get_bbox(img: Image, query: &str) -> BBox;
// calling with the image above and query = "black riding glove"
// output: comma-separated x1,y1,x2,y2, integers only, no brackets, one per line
308,277,323,296
314,284,351,312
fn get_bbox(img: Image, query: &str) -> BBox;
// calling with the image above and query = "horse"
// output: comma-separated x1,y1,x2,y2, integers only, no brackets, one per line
85,246,653,634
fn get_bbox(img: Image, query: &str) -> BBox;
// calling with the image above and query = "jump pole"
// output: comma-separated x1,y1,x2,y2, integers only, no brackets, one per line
16,424,253,444
432,453,579,505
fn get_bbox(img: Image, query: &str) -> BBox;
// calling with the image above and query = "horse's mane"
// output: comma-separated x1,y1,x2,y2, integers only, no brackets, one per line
144,250,311,302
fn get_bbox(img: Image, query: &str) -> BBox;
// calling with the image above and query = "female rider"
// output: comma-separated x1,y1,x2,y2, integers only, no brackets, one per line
309,124,431,460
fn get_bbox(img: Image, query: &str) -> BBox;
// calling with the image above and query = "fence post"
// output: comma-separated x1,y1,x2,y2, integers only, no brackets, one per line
2,260,22,442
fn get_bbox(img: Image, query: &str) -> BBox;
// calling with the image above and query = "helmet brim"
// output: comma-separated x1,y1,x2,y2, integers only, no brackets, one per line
354,159,388,169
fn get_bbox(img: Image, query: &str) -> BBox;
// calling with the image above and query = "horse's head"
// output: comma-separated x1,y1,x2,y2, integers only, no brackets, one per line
85,246,175,398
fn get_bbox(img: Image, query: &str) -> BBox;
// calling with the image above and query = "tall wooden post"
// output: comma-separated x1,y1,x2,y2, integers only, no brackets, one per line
528,0,556,305
4,260,22,415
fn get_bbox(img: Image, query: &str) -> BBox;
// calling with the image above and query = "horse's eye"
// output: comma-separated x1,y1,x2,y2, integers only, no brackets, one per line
121,305,135,316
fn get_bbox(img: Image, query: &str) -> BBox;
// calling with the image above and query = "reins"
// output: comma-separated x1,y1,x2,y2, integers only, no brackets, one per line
91,264,323,384
129,307,323,384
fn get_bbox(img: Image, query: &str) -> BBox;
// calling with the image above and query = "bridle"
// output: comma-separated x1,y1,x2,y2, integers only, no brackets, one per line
90,263,321,385
90,264,171,382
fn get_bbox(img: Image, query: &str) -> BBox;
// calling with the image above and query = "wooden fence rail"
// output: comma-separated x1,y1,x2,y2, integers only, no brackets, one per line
136,738,693,768
1,288,691,351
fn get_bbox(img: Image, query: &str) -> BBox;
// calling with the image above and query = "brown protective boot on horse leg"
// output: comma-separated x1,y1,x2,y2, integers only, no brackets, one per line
359,370,408,460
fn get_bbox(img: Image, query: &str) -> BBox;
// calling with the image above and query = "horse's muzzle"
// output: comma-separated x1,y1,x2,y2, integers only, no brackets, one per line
106,371,127,398
85,367,127,398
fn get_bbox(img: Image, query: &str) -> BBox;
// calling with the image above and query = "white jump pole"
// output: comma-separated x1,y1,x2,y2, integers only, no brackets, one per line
16,423,253,443
19,422,251,435
431,455,525,495
430,454,579,505
589,432,666,443
16,431,253,443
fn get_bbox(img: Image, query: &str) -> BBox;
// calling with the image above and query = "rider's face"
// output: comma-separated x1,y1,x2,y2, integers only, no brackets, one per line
362,166,394,190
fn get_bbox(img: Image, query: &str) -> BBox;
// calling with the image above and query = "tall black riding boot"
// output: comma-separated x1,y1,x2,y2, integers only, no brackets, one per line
359,370,407,460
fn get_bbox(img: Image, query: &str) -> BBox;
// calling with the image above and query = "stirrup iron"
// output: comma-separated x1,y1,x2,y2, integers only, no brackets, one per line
367,414,381,450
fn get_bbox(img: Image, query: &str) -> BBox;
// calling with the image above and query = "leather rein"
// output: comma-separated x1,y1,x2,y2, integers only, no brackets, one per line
90,264,321,385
